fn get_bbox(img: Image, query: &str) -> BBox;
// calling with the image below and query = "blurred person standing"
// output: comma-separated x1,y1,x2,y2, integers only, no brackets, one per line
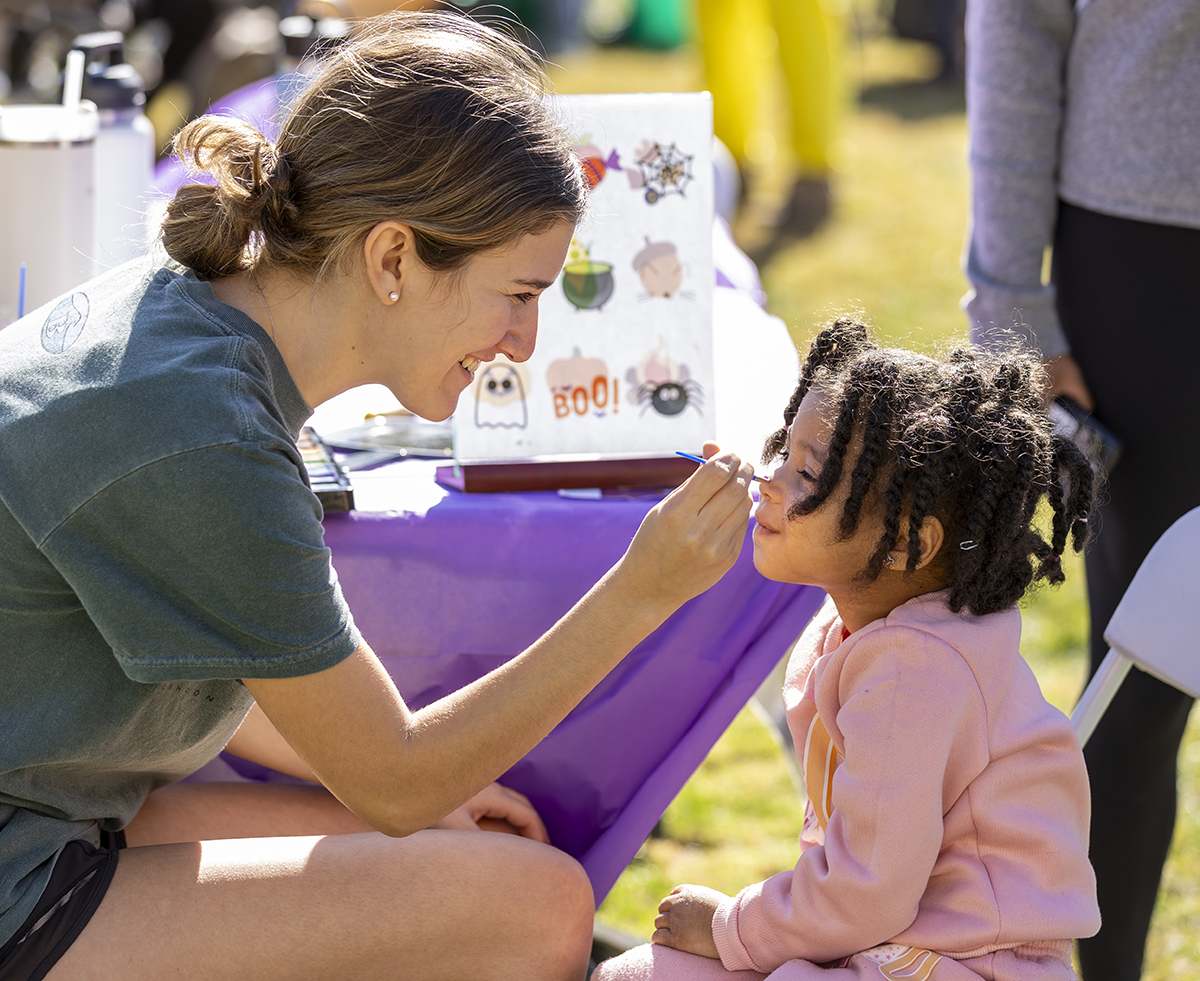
962,1,1200,978
695,0,843,241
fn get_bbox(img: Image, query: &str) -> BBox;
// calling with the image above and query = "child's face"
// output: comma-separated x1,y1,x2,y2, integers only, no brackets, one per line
752,389,883,593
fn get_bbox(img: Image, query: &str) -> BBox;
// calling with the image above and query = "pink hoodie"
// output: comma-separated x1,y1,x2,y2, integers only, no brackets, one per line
712,592,1100,973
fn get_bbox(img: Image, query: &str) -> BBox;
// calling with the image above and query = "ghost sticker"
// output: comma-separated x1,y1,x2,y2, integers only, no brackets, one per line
41,292,89,354
626,140,695,204
473,358,530,429
626,341,703,417
632,237,694,301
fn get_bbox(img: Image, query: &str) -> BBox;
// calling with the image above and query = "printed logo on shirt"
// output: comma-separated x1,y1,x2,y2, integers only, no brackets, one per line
802,714,840,841
42,292,89,353
828,945,943,980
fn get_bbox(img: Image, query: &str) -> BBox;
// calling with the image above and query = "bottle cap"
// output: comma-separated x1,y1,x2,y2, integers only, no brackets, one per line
71,31,146,112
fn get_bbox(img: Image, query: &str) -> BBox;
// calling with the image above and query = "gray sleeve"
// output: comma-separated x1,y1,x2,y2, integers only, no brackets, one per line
43,441,363,682
963,0,1076,359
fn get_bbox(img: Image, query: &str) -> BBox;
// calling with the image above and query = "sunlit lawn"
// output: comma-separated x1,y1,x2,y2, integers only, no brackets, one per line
548,27,1199,979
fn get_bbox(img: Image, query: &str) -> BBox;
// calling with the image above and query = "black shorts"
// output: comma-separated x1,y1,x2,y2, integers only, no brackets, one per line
0,830,124,981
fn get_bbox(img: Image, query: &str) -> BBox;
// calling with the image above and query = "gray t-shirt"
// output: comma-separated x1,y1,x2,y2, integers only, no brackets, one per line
0,261,363,944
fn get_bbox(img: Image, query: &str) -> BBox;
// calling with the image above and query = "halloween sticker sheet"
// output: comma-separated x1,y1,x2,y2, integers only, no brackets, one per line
452,93,715,464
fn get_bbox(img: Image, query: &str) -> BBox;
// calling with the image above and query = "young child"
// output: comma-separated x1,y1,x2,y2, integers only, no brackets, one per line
594,319,1102,981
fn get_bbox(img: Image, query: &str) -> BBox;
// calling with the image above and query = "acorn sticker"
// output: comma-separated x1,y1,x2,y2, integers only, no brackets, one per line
632,237,692,300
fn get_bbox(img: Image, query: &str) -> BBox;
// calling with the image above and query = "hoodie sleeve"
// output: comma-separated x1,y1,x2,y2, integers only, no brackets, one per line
712,626,988,971
962,0,1076,359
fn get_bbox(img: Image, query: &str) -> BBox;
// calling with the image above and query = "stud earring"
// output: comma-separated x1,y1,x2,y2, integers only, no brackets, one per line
387,291,399,303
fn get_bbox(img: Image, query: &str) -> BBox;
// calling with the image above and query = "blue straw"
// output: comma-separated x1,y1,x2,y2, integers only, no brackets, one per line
17,263,26,319
675,450,766,482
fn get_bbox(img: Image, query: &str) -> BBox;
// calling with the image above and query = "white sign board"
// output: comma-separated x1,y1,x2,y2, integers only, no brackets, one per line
452,92,715,464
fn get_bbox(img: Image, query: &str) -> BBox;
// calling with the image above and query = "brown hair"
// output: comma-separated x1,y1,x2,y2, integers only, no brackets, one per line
161,10,587,281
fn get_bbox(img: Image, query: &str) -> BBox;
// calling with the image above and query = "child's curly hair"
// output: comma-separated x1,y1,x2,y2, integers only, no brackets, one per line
763,318,1096,616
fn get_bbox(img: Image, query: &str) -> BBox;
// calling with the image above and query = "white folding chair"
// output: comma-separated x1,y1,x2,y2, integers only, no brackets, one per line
1071,506,1200,747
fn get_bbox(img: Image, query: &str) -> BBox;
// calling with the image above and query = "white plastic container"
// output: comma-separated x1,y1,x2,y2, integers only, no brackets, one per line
0,102,98,324
74,32,156,273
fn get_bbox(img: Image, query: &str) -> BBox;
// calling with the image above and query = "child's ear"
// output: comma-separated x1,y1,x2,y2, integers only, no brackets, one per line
889,516,945,572
910,515,945,572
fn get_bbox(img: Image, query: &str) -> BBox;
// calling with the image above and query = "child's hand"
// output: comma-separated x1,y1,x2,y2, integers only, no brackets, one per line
651,884,730,960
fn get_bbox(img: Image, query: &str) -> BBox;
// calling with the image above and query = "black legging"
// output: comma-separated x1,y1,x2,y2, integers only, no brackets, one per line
1053,201,1200,981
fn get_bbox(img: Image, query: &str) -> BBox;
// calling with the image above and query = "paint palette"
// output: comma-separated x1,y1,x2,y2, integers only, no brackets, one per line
297,426,354,512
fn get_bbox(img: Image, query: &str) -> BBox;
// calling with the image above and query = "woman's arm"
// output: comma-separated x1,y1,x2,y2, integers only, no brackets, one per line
243,451,754,838
222,702,551,838
963,0,1075,359
224,701,320,782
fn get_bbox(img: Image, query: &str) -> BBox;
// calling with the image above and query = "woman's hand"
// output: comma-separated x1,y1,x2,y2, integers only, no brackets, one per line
652,883,729,959
1044,354,1095,411
428,782,549,842
614,443,754,614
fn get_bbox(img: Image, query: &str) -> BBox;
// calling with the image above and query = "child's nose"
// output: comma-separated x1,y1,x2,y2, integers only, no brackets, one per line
759,470,781,500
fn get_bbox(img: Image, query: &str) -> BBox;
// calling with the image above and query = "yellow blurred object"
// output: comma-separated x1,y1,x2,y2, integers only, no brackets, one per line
145,80,192,157
695,0,843,177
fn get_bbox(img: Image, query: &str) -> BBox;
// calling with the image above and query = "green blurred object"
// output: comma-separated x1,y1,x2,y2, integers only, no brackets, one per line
584,0,689,48
628,0,689,48
451,0,548,52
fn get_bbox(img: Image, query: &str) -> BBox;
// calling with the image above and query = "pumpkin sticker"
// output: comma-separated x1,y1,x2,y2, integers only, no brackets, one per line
473,357,530,429
626,341,703,417
561,237,615,312
547,349,619,420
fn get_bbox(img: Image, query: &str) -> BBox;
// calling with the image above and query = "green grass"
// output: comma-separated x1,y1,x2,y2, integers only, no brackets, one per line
549,31,1199,978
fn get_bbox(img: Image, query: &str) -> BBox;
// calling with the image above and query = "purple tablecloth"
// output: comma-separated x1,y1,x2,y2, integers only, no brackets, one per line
319,474,822,901
204,463,822,903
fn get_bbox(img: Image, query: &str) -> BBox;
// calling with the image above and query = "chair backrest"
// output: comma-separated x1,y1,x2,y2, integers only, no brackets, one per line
1102,506,1200,698
1071,506,1200,746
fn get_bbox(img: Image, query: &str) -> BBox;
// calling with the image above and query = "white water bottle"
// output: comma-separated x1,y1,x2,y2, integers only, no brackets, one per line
0,99,97,323
73,31,156,273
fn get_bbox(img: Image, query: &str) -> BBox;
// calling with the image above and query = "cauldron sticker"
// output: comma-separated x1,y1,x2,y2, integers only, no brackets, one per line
560,237,615,312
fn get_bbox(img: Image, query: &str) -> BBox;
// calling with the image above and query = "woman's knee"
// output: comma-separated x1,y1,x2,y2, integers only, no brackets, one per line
476,836,595,978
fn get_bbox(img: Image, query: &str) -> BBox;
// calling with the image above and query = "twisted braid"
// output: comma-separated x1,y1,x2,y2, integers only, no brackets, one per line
839,360,900,538
787,386,863,522
863,464,912,580
768,317,1099,616
764,317,872,463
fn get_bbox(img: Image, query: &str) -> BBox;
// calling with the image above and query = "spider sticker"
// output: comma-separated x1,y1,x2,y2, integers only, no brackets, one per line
626,140,695,205
626,342,703,417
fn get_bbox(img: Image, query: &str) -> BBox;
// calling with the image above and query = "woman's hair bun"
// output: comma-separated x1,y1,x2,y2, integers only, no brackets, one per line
160,117,290,279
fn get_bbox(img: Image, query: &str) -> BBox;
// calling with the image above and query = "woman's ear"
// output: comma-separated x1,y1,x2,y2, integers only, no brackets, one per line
362,221,419,304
